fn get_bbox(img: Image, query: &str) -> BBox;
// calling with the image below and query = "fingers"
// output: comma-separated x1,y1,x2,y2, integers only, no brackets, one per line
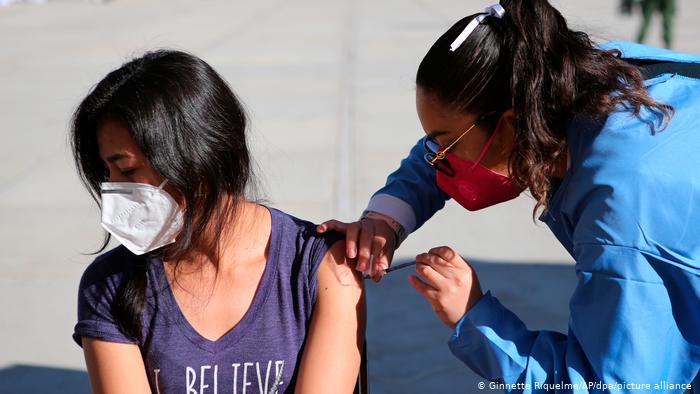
415,263,447,290
316,220,361,260
368,243,394,282
377,249,391,270
415,252,452,278
427,246,473,270
373,253,390,280
408,275,438,300
345,222,361,259
356,220,374,273
369,236,387,276
316,219,347,233
317,218,397,277
427,246,457,261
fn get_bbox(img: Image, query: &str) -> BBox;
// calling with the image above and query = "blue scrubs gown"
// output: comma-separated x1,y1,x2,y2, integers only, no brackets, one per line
367,42,700,392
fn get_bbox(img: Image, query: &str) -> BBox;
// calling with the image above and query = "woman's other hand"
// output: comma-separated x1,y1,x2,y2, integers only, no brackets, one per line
316,217,397,282
409,246,483,329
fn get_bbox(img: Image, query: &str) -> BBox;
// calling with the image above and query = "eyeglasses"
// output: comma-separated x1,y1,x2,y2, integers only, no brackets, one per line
423,111,497,177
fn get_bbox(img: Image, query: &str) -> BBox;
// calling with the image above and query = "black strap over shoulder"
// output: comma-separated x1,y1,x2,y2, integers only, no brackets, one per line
627,58,700,80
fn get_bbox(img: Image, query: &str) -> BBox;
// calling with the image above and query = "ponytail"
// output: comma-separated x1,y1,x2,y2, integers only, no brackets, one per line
417,0,673,216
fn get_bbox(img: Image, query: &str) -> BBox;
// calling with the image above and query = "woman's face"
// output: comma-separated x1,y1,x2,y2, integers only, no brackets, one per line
96,118,163,185
415,87,515,177
96,118,183,206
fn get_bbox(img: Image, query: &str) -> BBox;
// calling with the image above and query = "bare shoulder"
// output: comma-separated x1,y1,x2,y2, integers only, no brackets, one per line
295,243,365,393
318,241,364,290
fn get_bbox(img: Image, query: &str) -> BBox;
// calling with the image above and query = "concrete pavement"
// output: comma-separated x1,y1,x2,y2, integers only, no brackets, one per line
1,0,699,392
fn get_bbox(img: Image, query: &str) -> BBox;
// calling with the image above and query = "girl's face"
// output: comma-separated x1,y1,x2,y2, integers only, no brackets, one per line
96,118,182,203
415,87,515,177
97,118,162,184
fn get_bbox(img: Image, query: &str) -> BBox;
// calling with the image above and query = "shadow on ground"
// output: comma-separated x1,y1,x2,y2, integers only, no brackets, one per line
0,364,90,394
365,258,577,394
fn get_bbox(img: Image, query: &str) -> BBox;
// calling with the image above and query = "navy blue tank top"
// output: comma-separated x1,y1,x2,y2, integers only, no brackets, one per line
73,207,342,393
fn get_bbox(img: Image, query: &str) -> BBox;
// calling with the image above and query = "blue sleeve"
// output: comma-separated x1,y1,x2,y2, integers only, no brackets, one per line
448,244,700,393
368,137,449,233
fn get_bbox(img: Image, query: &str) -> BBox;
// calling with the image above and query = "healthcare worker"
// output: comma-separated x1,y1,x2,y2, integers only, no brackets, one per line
317,0,700,391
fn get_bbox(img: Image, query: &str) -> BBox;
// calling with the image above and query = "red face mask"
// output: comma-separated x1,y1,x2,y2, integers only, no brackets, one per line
435,129,524,211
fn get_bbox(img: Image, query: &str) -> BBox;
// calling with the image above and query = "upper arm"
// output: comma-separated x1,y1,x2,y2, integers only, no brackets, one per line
368,137,449,233
295,241,366,393
82,338,151,394
74,251,152,393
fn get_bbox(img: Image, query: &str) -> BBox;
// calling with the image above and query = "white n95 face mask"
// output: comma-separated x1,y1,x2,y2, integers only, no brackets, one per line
100,180,184,255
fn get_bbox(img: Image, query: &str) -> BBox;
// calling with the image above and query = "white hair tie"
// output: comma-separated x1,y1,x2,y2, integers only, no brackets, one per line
449,4,506,52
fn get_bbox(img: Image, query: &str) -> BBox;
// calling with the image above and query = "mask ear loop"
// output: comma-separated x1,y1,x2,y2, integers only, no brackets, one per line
469,118,502,171
153,178,183,250
157,180,186,222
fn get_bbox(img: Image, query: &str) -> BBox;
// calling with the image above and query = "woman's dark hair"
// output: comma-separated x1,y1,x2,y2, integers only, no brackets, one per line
416,0,673,216
70,50,253,340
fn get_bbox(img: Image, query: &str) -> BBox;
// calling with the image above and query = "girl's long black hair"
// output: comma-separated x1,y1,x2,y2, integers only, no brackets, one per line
70,50,253,341
416,0,673,216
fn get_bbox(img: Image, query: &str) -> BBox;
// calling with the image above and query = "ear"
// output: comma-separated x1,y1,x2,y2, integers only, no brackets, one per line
497,109,516,131
493,109,517,154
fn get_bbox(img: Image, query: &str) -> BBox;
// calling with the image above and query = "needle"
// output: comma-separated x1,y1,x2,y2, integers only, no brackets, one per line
385,261,417,273
362,261,416,279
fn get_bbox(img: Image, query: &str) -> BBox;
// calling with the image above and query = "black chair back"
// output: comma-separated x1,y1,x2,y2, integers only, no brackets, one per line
353,340,368,394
